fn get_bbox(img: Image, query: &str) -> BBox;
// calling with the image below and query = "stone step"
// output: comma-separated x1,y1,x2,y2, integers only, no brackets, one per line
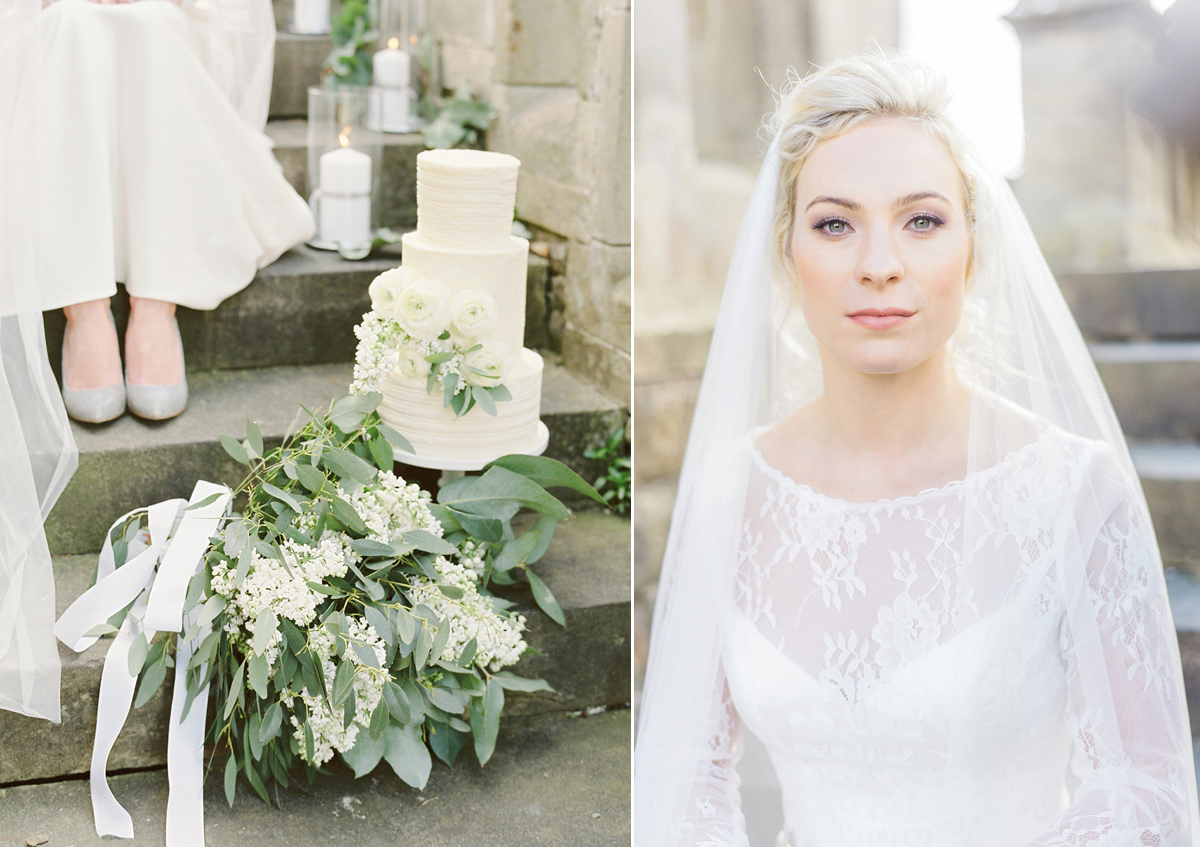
1130,441,1200,576
1059,268,1200,341
0,512,629,785
43,246,552,376
0,710,630,846
45,362,625,556
1092,342,1200,439
265,120,423,233
270,32,331,120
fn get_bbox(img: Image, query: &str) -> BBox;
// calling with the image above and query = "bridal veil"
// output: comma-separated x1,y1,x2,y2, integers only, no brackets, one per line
634,53,1200,845
0,0,274,721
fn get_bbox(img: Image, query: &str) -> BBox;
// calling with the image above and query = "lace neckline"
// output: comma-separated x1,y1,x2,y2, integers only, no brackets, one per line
748,426,1051,510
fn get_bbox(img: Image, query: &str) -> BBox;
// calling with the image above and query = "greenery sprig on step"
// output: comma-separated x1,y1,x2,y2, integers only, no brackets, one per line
110,392,603,805
584,427,631,517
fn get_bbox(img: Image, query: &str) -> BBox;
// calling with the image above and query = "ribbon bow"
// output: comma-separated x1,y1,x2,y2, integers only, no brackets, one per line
54,481,232,845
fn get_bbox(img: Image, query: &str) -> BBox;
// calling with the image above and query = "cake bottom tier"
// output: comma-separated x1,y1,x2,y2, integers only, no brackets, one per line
379,347,544,463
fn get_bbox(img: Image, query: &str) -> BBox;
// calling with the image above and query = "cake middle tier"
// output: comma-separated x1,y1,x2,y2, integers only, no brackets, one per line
379,347,545,463
401,231,529,353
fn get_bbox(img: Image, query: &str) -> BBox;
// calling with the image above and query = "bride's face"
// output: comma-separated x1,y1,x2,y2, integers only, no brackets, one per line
789,119,971,376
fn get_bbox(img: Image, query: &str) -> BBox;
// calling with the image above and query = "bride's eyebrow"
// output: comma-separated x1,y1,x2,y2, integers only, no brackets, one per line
804,196,860,212
893,191,950,208
803,191,951,213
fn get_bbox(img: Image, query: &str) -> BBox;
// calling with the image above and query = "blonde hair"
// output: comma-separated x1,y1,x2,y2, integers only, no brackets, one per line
767,51,981,285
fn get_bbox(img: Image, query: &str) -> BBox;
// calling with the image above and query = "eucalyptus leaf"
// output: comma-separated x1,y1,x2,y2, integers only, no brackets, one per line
342,718,386,777
470,678,504,766
492,671,554,693
526,568,566,626
219,434,250,466
484,454,607,505
439,465,569,519
252,607,278,656
383,722,431,789
224,754,238,806
134,657,168,709
331,659,357,707
127,632,149,677
426,686,464,716
246,420,264,458
377,423,415,455
403,529,458,555
351,640,380,669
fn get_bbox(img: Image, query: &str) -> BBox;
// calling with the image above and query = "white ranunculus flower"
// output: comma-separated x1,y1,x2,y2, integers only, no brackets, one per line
462,342,510,388
392,345,430,381
367,267,411,318
448,289,499,341
394,277,450,341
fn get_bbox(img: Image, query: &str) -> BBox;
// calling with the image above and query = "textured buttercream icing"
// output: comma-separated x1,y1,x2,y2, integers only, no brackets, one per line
414,149,520,252
379,349,545,460
400,231,528,353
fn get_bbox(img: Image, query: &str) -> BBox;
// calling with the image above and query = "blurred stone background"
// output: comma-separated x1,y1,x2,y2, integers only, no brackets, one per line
432,0,632,402
634,0,1200,841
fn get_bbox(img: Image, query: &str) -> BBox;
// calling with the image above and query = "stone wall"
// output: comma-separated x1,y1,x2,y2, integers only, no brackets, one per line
1009,0,1200,270
429,0,631,403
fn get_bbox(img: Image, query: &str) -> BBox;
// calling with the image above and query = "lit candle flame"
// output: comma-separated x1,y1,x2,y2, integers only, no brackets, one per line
388,37,400,50
409,34,418,47
338,128,350,148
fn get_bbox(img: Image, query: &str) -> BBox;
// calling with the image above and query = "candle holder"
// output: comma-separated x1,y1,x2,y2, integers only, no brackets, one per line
366,0,428,133
306,86,385,252
288,0,333,35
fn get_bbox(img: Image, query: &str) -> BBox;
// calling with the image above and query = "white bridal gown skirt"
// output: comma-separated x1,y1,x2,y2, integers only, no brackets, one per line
36,0,315,312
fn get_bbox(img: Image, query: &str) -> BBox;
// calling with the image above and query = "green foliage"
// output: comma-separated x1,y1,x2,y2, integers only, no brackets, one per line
583,427,631,516
420,92,498,150
118,392,602,805
321,0,377,87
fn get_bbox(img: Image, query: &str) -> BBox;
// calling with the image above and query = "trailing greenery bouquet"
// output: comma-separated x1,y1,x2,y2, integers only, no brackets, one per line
107,392,602,804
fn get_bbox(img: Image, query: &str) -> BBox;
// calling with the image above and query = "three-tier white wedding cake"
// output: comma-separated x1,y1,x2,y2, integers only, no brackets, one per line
357,149,547,467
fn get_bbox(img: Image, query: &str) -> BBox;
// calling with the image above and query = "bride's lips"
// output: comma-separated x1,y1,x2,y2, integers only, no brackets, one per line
847,308,914,330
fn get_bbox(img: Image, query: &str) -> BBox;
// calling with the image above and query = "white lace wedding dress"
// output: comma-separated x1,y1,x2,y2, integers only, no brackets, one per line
682,428,1194,846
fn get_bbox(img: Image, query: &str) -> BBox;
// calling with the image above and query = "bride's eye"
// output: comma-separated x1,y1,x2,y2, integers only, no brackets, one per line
908,214,944,232
814,218,850,235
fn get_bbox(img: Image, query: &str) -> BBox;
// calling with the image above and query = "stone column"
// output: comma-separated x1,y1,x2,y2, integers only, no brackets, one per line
1006,0,1200,269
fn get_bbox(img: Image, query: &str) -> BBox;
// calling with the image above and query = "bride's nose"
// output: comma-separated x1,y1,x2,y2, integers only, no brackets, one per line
855,226,903,287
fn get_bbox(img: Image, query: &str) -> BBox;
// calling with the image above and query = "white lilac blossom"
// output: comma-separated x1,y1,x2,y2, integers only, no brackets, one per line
410,557,527,672
351,312,406,395
343,470,442,543
287,619,386,766
209,535,350,665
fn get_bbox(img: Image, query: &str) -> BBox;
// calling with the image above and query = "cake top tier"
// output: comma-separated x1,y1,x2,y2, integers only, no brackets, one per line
416,149,521,252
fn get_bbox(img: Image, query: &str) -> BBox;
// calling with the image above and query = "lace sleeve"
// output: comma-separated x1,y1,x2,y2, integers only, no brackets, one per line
1028,487,1195,846
671,661,750,847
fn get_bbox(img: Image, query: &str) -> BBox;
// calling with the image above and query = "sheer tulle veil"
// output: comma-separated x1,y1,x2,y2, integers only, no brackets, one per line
0,0,77,721
0,0,273,721
634,53,1200,844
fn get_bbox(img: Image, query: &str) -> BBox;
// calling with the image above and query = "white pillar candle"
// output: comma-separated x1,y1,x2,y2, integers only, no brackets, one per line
373,39,411,88
318,132,372,246
291,0,330,34
370,38,412,131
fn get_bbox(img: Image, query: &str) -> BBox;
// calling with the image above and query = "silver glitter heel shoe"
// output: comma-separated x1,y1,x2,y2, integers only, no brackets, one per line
61,315,125,424
125,317,188,421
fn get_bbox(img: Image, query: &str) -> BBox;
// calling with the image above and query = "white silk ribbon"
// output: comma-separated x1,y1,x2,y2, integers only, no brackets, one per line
54,480,232,845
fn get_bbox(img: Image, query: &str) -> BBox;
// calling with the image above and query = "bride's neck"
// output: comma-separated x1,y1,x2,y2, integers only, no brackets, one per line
815,346,968,460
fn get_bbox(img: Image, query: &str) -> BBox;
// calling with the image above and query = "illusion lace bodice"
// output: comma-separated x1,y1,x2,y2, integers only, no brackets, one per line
675,430,1194,847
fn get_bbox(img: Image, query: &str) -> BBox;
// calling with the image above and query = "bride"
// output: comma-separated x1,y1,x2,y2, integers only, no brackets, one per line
37,0,315,423
635,52,1200,845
